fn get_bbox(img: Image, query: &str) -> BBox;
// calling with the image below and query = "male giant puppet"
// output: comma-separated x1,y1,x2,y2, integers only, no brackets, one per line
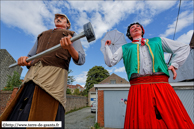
0,14,85,128
104,22,194,128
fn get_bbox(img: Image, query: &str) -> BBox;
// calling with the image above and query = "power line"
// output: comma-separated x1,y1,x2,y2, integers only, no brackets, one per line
173,0,182,40
168,0,182,65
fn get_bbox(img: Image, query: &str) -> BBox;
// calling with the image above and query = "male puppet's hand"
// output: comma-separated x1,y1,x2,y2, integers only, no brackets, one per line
168,65,177,80
60,35,79,62
17,56,31,66
105,40,111,46
60,35,73,50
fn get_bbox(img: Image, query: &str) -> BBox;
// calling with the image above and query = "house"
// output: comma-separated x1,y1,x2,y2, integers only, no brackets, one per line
99,73,129,84
0,49,23,90
67,84,84,94
88,87,96,106
88,73,129,106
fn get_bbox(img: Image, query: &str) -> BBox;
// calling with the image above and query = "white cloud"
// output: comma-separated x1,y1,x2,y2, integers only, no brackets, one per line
134,1,177,26
75,66,126,86
179,1,193,9
163,30,193,62
66,1,178,49
114,67,125,72
75,71,88,85
145,1,177,16
1,1,180,49
1,1,56,37
106,66,126,73
106,67,115,73
176,30,193,44
67,1,138,48
164,53,171,63
81,85,85,88
160,11,193,37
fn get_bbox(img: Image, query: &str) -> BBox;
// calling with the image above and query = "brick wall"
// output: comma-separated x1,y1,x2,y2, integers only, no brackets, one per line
66,95,88,112
0,49,23,90
0,88,88,115
5,88,19,108
97,90,104,127
0,91,12,115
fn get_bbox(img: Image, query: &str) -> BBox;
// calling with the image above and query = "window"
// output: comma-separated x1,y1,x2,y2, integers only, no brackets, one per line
110,80,116,84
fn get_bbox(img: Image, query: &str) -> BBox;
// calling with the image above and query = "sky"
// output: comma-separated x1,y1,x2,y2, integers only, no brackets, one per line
1,0,193,87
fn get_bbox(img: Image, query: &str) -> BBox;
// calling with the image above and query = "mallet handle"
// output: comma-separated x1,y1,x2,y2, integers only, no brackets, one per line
9,31,85,68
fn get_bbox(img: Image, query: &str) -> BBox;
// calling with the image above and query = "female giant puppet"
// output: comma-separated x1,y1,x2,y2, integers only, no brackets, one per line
104,22,194,128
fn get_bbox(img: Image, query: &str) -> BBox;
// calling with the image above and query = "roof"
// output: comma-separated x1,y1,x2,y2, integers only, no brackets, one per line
169,49,194,82
189,32,194,49
94,82,194,90
89,87,95,92
67,84,84,89
99,73,129,84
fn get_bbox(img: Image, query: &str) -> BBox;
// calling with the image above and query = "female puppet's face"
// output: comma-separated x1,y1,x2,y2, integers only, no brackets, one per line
129,24,142,39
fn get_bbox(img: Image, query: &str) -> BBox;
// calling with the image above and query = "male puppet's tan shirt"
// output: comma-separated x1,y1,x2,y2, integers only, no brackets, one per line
22,61,68,109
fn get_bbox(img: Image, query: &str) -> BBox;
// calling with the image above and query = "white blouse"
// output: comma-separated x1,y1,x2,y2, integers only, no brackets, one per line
104,37,190,79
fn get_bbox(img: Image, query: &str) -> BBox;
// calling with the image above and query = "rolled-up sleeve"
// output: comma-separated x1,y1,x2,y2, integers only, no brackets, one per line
28,40,38,57
72,33,85,65
161,37,190,69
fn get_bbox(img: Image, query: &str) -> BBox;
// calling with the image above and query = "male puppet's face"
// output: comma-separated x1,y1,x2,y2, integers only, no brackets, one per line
129,24,142,39
54,15,70,29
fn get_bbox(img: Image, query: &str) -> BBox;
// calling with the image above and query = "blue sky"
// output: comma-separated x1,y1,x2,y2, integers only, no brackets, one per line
1,1,193,87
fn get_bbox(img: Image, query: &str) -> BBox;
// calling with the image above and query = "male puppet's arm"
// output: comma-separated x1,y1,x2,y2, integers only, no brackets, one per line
60,33,85,65
71,33,85,65
19,39,38,68
28,40,38,57
17,40,38,67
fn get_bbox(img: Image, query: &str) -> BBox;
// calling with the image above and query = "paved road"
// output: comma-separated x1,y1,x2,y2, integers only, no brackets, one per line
65,107,96,129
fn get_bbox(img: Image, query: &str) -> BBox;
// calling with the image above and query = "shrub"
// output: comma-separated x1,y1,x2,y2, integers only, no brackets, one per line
2,71,22,91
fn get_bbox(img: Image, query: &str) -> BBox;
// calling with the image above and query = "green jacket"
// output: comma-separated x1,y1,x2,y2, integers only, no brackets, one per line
122,37,169,81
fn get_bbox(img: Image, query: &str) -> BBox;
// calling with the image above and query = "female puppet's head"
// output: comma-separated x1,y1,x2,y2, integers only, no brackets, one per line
126,22,145,41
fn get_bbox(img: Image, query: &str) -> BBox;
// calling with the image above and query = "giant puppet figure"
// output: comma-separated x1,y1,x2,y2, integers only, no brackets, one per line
0,14,85,128
104,22,194,128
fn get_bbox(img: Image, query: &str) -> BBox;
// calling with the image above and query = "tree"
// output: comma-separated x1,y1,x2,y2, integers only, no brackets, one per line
67,69,75,85
3,71,22,91
84,66,109,95
80,89,88,96
73,88,80,95
66,89,71,94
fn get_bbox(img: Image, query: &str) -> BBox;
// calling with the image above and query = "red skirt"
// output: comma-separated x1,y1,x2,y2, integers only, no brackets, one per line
124,75,194,129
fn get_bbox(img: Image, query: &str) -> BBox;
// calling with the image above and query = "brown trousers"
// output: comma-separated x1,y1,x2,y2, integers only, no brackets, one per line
0,81,62,128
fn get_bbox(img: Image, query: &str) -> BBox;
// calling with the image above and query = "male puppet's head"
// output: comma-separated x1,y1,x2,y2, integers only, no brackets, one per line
126,22,145,41
54,13,71,29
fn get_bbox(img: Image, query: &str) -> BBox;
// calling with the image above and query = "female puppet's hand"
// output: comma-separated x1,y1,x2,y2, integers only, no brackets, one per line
60,35,73,50
168,65,177,80
105,40,111,46
17,56,31,66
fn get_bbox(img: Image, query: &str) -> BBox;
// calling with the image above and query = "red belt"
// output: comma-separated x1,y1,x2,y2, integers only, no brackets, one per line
130,75,169,85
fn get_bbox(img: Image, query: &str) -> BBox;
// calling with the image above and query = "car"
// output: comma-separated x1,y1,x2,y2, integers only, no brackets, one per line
91,101,96,113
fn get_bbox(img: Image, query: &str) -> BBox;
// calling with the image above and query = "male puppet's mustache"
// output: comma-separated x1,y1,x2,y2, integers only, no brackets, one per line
57,20,61,23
